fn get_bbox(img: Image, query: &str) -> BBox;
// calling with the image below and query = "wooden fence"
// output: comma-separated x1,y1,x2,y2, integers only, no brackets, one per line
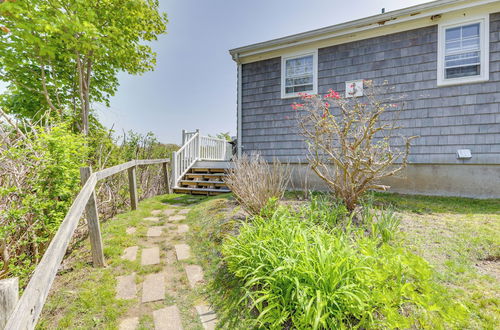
0,158,171,330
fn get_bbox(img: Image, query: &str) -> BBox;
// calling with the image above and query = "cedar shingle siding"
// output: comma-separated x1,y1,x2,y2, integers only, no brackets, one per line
241,12,500,165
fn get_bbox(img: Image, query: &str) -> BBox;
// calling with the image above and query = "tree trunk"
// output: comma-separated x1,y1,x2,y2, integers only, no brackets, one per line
76,53,92,136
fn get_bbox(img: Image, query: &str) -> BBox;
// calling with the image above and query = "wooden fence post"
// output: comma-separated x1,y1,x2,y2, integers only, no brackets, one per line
0,278,18,329
162,162,172,194
128,166,138,210
79,167,106,268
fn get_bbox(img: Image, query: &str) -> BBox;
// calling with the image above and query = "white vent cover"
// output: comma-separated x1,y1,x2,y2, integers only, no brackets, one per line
457,149,472,159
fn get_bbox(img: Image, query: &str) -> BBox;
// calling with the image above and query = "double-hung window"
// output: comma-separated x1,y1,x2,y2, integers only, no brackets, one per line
281,51,318,98
437,16,489,86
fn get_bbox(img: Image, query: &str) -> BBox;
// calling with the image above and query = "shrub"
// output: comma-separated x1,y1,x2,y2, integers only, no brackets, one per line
296,82,416,212
0,123,87,284
216,204,467,329
224,154,290,216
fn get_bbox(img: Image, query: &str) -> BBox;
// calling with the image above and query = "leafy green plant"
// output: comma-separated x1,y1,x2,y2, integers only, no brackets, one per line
215,204,467,329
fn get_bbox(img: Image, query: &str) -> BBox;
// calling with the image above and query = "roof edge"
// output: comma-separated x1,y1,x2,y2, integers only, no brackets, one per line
229,0,490,61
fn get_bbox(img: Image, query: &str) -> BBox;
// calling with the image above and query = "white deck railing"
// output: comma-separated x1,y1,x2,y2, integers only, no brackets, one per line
172,131,231,187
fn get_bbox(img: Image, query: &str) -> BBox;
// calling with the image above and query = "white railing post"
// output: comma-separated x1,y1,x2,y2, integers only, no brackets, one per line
171,151,178,188
196,130,201,160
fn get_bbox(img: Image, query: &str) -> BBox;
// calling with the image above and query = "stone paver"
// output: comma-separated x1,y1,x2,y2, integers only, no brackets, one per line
184,265,204,288
122,246,138,261
178,209,190,215
141,247,160,266
147,226,164,237
195,305,217,330
144,216,160,222
168,215,186,222
151,210,162,216
174,244,190,261
177,224,189,234
126,227,136,235
153,305,183,330
116,273,137,300
119,317,139,330
163,209,176,216
142,273,165,303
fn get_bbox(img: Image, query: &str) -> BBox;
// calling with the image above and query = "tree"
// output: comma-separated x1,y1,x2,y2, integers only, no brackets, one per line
296,81,416,212
0,0,168,134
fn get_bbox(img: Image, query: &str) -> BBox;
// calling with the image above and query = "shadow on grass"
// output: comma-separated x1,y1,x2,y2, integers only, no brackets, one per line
160,193,233,207
371,192,500,215
284,190,500,215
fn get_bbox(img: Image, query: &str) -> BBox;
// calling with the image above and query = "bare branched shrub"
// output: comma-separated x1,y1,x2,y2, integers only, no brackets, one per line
224,154,290,216
296,81,416,212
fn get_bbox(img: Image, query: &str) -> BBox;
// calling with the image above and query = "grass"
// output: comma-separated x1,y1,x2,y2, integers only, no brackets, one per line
372,192,500,328
187,191,499,329
36,191,499,329
37,193,210,330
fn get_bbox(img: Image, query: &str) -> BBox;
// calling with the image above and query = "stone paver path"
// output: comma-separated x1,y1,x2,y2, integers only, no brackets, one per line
168,215,186,222
122,246,138,261
195,305,217,330
147,226,164,237
184,265,204,288
142,273,165,303
141,247,160,266
174,244,190,261
163,209,176,216
115,202,217,329
177,224,189,234
119,317,139,330
116,274,137,300
153,306,183,330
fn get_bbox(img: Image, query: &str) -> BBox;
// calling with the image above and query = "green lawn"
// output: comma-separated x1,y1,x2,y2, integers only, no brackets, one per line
37,192,499,329
187,192,500,329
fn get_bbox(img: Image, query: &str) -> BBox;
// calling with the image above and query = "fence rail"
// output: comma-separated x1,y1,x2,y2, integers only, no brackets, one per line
0,158,170,330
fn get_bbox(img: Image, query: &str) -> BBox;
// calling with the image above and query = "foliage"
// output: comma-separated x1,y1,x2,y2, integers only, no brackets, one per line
224,154,290,216
296,82,416,212
215,202,467,329
0,116,176,286
0,122,87,284
0,0,168,133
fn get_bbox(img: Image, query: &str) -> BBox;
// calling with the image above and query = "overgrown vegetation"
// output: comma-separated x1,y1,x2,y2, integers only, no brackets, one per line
214,198,467,329
224,154,290,216
0,118,176,286
182,192,499,329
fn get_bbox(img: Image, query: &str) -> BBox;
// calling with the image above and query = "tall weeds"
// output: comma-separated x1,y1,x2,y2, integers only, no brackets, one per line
224,154,290,216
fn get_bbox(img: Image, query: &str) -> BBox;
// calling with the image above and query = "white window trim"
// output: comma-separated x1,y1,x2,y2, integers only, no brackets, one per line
437,14,489,87
281,50,318,99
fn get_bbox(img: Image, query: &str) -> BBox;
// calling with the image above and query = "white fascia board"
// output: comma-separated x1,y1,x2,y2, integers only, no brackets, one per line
229,0,499,62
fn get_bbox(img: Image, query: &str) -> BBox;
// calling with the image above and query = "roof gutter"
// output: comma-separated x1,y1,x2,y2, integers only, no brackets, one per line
229,0,497,60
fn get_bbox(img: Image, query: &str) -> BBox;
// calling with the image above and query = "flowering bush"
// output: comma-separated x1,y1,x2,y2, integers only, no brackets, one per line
294,81,416,212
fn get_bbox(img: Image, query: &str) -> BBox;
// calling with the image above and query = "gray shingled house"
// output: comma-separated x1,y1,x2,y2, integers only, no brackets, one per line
229,0,500,198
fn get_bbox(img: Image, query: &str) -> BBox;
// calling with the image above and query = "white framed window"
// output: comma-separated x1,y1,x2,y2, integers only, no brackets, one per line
281,50,318,98
437,15,489,86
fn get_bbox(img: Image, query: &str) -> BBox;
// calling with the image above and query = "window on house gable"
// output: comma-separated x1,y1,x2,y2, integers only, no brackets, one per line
438,16,489,86
281,51,317,98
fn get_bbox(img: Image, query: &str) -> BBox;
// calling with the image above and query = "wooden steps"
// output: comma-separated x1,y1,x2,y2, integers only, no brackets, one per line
173,164,230,195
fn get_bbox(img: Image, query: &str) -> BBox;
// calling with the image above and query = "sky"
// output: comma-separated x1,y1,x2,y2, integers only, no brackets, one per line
2,0,434,144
